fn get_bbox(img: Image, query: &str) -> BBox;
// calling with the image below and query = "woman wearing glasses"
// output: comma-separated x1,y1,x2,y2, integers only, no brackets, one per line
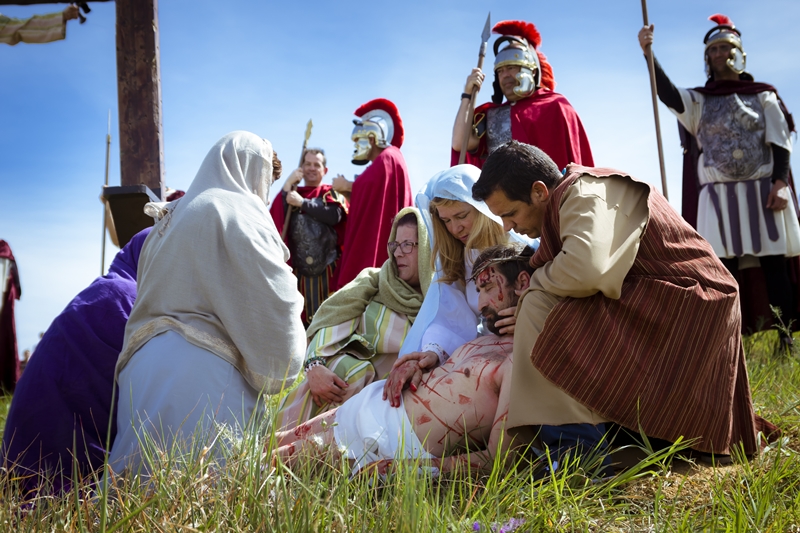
274,207,432,430
392,165,532,376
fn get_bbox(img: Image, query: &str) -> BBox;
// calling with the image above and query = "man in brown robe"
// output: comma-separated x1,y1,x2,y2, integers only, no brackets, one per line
472,140,776,461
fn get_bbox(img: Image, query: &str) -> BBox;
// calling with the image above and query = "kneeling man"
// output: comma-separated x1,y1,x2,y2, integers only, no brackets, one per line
273,244,533,473
471,140,778,458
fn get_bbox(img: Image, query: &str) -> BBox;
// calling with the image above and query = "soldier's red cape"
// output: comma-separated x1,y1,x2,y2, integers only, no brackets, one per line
451,90,594,170
334,145,413,290
679,79,799,333
0,240,20,393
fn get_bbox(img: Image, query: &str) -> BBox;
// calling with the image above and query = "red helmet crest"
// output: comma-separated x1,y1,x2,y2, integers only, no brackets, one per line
708,14,734,27
353,98,404,148
492,20,541,49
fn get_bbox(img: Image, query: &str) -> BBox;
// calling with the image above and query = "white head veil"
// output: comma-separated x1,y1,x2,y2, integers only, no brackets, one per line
117,131,306,394
400,165,536,357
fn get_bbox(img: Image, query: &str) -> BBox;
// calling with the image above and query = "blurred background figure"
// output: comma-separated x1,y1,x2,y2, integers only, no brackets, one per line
0,240,21,393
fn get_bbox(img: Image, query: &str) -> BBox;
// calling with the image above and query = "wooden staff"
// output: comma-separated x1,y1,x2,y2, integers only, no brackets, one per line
458,13,491,164
100,110,111,275
641,0,669,200
281,119,313,240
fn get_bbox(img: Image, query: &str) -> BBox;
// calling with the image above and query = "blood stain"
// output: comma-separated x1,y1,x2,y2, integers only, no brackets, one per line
464,368,471,378
417,414,432,424
294,424,311,438
458,394,472,404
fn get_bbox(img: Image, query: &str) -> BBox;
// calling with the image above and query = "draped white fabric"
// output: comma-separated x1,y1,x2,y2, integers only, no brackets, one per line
116,131,306,394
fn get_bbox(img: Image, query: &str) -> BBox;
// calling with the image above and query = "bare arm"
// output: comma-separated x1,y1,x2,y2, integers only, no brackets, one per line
451,68,485,152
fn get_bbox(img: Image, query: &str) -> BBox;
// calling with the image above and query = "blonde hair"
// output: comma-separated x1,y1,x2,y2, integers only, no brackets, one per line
429,198,507,284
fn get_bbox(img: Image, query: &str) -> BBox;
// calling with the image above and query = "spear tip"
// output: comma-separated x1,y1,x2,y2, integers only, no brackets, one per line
482,12,491,42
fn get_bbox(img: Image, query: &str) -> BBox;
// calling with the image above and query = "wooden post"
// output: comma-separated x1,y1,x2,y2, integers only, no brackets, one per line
115,0,164,197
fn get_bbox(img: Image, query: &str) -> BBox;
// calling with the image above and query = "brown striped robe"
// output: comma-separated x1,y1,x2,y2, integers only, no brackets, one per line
524,165,775,455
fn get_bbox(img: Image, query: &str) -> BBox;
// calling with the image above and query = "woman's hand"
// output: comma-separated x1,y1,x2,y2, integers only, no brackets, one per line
307,364,348,407
391,350,439,370
382,360,423,408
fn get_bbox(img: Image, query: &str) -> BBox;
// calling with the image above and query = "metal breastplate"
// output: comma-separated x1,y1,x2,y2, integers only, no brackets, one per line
289,211,339,277
486,106,512,154
697,93,770,179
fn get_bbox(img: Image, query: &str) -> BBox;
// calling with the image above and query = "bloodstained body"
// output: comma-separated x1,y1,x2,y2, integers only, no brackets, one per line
273,335,514,472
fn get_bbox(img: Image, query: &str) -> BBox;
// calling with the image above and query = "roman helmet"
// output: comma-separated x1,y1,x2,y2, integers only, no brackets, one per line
704,13,746,77
351,98,405,165
491,20,556,104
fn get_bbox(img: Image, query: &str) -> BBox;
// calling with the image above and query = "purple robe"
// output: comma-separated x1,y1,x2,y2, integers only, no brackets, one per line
1,228,150,495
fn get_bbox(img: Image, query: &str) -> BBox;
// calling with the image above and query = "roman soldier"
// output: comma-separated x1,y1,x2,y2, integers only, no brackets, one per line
269,148,348,327
333,98,413,290
451,19,594,170
639,15,800,345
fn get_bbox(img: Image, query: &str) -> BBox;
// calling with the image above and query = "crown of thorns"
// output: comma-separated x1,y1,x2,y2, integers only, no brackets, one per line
468,255,531,283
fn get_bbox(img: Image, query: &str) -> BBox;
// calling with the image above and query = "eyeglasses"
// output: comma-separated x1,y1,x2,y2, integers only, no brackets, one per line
387,240,418,254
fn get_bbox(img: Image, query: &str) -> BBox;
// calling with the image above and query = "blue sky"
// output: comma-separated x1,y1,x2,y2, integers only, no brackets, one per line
1,0,799,353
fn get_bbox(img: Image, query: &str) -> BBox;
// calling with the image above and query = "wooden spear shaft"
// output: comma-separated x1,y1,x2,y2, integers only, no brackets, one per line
100,110,111,275
458,55,486,165
641,0,669,200
459,13,491,165
281,119,313,240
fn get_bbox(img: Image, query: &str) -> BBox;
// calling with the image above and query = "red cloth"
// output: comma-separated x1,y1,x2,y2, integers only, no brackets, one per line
451,90,594,170
334,146,412,289
529,165,778,455
0,240,20,393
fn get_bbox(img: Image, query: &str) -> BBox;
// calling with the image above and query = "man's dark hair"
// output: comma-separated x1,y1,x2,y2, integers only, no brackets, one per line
472,140,563,204
302,148,327,167
471,242,535,286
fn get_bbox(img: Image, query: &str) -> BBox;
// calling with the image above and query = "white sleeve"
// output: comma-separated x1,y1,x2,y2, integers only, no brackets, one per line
399,272,480,358
418,281,479,357
669,88,703,138
762,92,793,153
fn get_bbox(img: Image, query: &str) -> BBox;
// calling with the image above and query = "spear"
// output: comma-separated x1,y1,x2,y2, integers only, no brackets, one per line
100,110,111,275
641,0,669,200
458,12,491,165
281,119,313,240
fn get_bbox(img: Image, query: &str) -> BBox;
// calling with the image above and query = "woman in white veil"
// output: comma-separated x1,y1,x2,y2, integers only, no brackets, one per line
108,131,306,477
395,164,535,370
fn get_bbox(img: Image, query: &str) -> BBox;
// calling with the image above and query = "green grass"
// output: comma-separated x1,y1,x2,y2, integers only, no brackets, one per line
1,332,799,531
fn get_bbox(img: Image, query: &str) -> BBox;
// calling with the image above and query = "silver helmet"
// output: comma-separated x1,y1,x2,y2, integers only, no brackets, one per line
704,14,746,76
493,35,540,99
351,109,394,165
